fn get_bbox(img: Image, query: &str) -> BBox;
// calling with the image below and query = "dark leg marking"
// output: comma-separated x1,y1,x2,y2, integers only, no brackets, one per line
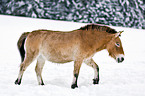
71,74,78,89
93,78,99,84
41,78,45,85
15,78,22,85
93,67,99,84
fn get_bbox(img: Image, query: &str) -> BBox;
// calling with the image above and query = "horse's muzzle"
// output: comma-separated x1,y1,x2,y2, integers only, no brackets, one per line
116,54,124,63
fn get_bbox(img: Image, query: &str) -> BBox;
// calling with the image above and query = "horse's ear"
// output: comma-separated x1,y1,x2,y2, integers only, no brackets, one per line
115,31,124,37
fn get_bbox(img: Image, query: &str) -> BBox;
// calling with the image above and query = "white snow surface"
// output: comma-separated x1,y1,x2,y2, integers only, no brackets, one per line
0,15,145,96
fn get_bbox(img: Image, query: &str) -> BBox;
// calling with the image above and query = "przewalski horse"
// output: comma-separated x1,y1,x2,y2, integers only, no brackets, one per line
15,24,124,89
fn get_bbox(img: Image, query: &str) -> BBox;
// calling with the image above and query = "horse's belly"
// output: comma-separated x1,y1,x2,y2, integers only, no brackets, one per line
40,40,78,63
41,50,74,63
45,55,73,63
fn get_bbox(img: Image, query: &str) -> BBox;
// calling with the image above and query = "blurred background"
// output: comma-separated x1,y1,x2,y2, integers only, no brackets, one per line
0,0,145,29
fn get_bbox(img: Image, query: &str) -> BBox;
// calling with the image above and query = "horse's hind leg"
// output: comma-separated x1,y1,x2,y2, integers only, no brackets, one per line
15,51,38,85
84,58,99,84
35,55,45,85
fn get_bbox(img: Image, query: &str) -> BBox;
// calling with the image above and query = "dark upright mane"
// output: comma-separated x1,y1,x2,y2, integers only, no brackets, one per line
79,24,117,34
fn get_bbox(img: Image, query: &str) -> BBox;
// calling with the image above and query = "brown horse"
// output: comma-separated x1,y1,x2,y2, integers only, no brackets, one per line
15,24,124,89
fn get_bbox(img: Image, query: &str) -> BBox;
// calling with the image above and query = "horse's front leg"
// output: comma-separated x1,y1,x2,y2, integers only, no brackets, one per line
71,60,82,89
84,58,99,84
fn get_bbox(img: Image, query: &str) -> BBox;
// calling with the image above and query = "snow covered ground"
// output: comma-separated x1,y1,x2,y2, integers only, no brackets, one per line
0,15,145,96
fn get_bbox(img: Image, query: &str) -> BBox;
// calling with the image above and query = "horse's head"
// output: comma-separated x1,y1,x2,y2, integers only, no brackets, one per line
106,31,124,63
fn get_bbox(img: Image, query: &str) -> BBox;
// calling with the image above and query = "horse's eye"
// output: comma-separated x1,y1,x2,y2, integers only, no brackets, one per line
115,43,120,47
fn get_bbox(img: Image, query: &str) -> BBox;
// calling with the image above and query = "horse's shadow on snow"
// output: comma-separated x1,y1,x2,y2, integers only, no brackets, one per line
45,78,92,88
45,78,71,88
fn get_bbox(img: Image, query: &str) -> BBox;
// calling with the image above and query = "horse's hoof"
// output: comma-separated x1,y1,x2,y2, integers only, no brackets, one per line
15,78,21,85
71,84,78,89
40,82,45,85
93,78,99,84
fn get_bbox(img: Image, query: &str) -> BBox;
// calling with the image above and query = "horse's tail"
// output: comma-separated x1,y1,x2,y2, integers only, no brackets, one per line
17,32,30,62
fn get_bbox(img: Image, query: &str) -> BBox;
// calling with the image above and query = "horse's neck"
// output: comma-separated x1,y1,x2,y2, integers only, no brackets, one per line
82,30,113,51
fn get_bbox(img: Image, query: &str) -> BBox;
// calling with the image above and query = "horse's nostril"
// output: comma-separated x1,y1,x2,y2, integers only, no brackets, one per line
121,57,124,62
117,57,124,63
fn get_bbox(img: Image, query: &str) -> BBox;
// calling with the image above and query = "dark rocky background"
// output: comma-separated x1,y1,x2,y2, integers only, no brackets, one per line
0,0,145,29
